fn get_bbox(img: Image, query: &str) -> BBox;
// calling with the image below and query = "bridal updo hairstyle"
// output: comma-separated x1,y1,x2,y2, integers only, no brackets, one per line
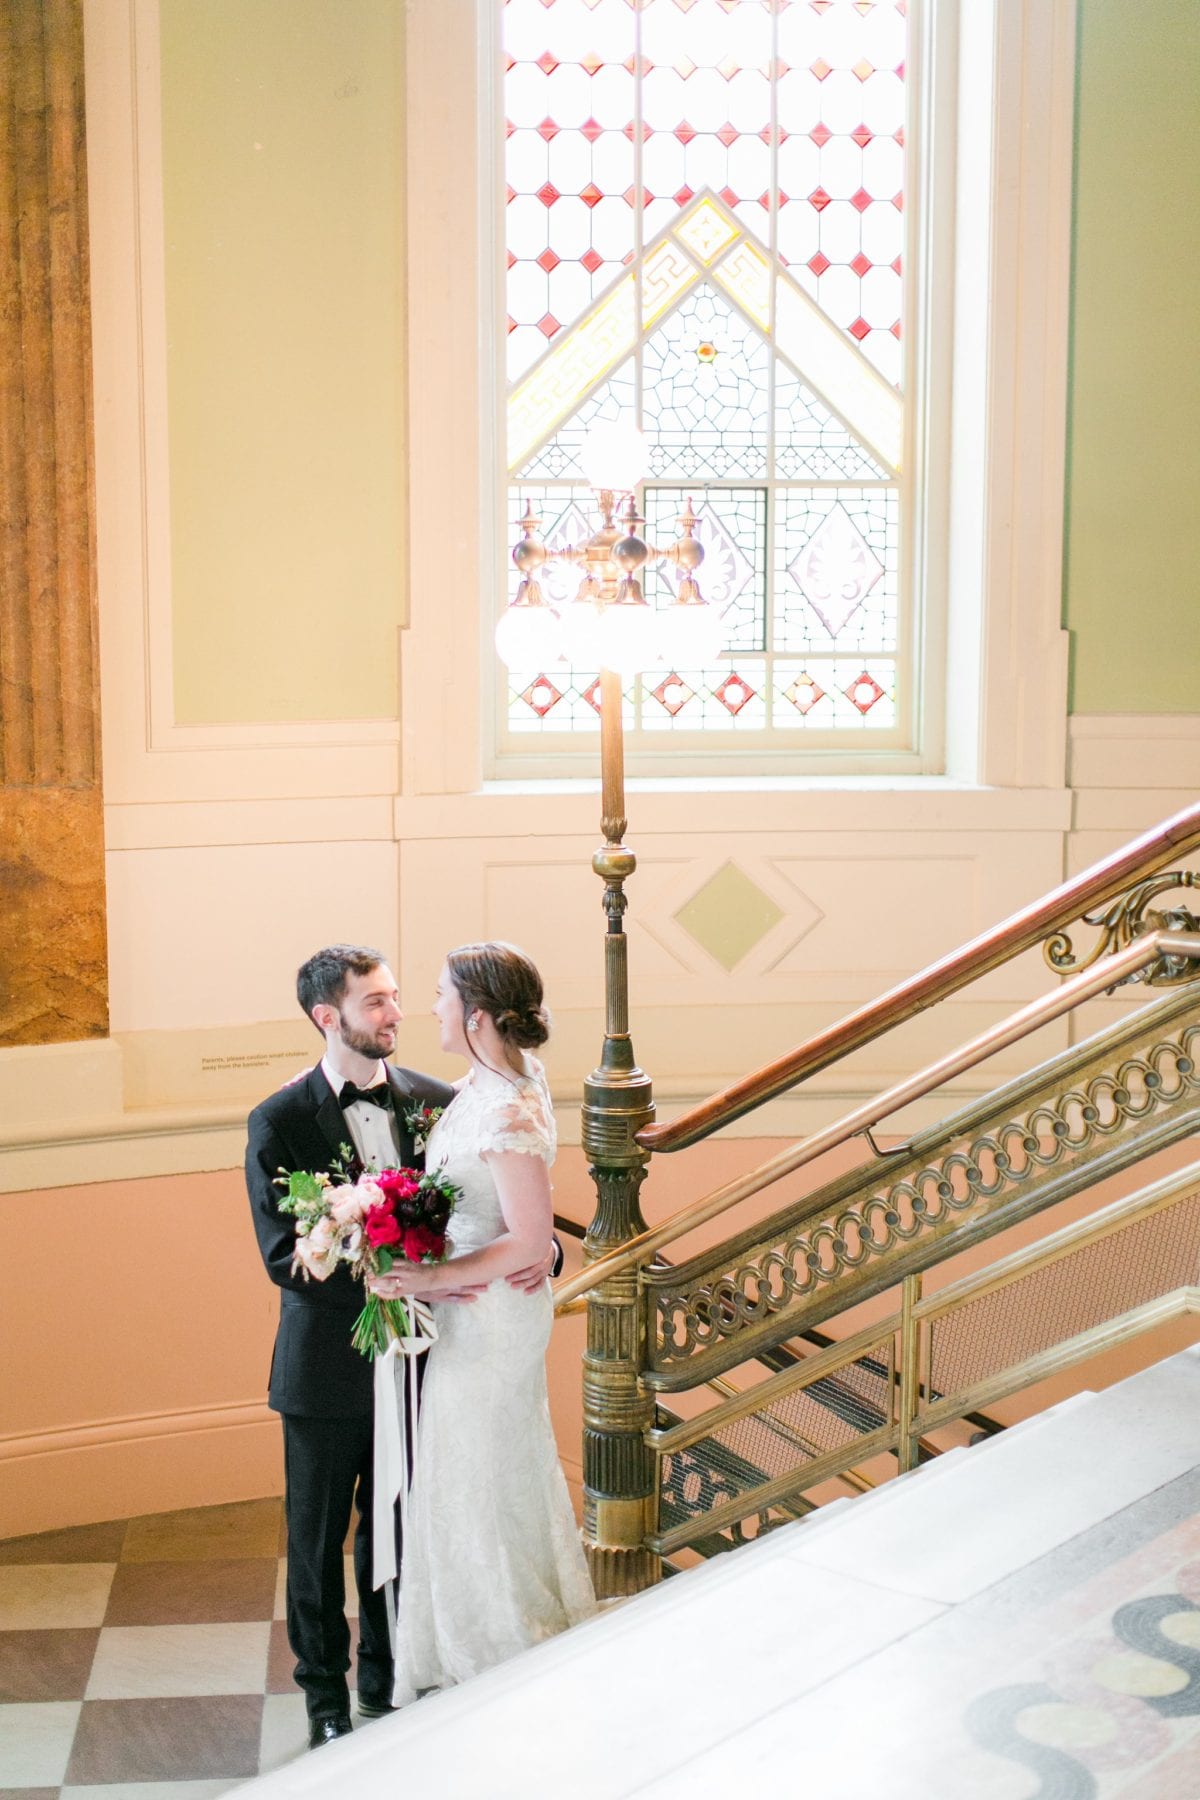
446,941,551,1051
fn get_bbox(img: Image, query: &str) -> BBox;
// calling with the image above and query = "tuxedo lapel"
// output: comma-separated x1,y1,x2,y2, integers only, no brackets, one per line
387,1066,418,1166
310,1067,353,1169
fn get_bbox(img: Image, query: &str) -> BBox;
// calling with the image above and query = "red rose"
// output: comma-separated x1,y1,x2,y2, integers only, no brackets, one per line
363,1203,403,1249
402,1224,442,1262
376,1169,421,1202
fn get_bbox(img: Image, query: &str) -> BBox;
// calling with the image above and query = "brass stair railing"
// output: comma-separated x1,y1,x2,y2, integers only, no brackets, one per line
555,804,1200,1587
646,1158,1200,1557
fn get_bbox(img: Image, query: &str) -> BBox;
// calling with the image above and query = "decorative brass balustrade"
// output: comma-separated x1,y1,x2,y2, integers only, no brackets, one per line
643,1160,1200,1557
645,975,1200,1388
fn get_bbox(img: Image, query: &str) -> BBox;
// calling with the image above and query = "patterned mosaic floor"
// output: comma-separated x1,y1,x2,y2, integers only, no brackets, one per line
0,1495,373,1796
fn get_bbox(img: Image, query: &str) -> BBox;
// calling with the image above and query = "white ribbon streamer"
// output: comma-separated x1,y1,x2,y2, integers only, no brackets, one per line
371,1298,438,1601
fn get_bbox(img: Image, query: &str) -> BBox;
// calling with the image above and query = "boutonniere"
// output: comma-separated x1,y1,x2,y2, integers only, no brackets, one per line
403,1103,444,1153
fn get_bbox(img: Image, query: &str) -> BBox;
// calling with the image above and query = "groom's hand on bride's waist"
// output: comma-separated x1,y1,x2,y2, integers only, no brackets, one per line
506,1243,557,1294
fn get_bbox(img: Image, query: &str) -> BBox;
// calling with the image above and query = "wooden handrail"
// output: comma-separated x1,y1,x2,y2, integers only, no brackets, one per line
555,927,1200,1309
637,800,1200,1153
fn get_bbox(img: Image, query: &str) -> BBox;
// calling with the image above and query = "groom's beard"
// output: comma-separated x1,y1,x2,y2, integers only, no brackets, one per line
337,1017,397,1061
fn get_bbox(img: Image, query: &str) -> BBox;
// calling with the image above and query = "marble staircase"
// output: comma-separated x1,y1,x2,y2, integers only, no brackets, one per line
241,1346,1200,1800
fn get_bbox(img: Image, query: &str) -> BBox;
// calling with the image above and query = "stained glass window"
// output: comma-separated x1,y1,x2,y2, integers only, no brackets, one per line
502,0,909,757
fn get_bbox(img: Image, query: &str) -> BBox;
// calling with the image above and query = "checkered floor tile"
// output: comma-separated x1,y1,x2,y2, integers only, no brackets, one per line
0,1499,377,1796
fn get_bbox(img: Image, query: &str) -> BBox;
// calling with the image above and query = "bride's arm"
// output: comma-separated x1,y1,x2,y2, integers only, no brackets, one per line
368,1149,553,1299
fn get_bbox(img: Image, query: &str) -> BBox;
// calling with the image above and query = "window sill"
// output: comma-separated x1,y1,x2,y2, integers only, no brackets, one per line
394,781,1073,838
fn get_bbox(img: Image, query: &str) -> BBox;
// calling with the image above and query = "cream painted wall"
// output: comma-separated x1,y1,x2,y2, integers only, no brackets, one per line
160,0,407,724
1063,0,1200,713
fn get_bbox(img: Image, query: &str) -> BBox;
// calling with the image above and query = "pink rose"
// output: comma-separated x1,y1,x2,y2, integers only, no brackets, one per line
292,1214,341,1281
329,1185,367,1225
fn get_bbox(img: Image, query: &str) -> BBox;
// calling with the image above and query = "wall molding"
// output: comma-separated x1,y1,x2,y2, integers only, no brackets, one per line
0,1399,273,1464
0,1401,282,1540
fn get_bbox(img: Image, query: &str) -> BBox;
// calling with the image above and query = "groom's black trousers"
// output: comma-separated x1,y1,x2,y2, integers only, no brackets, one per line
281,1412,397,1720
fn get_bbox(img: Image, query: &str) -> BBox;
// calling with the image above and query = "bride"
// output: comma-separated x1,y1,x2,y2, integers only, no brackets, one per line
370,941,596,1701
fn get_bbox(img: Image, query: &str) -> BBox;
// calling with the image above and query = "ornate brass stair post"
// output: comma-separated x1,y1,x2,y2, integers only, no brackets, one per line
579,665,660,1597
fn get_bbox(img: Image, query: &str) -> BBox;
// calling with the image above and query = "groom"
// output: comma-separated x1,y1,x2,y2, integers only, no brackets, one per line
245,944,554,1747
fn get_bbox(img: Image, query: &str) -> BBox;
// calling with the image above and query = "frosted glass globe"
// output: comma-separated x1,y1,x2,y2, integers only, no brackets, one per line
581,420,648,494
560,596,602,666
595,600,660,675
658,598,727,670
494,600,562,671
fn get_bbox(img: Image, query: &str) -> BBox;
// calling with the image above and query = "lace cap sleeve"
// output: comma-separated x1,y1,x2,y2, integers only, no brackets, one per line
476,1068,556,1162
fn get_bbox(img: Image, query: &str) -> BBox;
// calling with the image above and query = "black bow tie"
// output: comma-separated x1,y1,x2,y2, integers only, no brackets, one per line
338,1081,392,1111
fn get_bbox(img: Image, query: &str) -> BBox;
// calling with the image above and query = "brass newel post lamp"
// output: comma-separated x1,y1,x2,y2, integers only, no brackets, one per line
495,421,719,1597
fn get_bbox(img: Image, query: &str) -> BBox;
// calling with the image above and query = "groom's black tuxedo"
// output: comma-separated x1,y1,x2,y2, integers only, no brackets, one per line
246,1061,454,1720
247,1063,454,1416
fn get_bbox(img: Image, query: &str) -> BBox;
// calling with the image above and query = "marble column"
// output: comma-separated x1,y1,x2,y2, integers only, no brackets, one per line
0,0,107,1045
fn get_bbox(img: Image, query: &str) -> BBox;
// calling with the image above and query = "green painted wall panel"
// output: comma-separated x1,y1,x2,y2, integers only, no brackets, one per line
161,0,405,724
1065,0,1200,713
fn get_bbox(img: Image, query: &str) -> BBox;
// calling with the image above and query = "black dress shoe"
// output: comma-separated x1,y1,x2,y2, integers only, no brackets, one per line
357,1696,396,1720
308,1714,353,1749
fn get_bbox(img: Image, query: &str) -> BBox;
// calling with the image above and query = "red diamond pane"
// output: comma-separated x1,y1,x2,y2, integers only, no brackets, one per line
719,186,738,209
520,675,563,717
651,673,696,718
582,679,603,716
581,248,603,274
849,317,870,340
810,58,832,81
580,183,603,208
535,182,560,208
845,671,885,714
808,251,830,276
535,52,559,76
537,117,559,142
850,253,872,277
675,120,696,145
851,123,874,148
580,116,603,144
537,313,560,337
808,187,831,213
581,51,603,76
536,248,560,272
850,187,872,213
716,122,738,147
715,674,756,716
810,121,832,148
674,185,695,207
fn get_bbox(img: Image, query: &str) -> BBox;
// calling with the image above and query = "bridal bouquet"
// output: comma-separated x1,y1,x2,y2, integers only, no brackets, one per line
275,1156,459,1357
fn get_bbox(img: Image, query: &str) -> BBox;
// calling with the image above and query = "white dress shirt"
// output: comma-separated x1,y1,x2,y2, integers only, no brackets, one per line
320,1055,402,1172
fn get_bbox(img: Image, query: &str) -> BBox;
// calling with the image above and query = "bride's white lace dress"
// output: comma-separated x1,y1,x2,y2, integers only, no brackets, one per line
391,1055,596,1702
